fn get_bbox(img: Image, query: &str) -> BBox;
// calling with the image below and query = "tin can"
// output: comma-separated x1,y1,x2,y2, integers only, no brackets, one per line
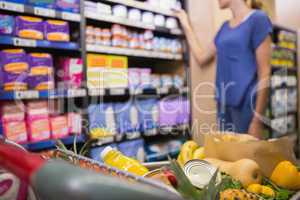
183,160,221,189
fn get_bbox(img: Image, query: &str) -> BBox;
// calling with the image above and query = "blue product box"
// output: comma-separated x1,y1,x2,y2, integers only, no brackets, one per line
118,139,145,162
88,103,117,137
27,0,56,9
2,0,26,4
114,101,140,140
55,0,80,13
136,98,159,132
89,144,118,163
0,14,14,35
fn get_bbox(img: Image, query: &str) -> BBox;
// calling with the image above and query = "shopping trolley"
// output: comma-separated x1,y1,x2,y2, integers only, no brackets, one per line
0,139,183,200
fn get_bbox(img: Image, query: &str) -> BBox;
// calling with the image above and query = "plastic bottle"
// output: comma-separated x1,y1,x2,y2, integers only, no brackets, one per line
101,146,149,176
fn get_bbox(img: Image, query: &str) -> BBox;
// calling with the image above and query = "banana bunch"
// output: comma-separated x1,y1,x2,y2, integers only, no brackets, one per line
177,140,205,167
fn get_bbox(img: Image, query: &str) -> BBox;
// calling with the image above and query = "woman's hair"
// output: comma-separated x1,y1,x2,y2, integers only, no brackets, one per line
245,0,263,9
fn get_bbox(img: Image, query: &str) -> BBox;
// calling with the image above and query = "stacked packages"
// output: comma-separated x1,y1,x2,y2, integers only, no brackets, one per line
1,101,82,144
0,14,70,41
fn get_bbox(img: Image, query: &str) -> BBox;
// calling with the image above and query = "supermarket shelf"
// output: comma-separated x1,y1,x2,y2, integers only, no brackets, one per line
271,85,297,90
85,12,182,35
22,134,86,151
85,12,154,30
0,89,87,100
0,35,79,50
0,1,81,22
86,44,183,60
88,86,189,97
272,66,297,72
146,148,180,162
271,111,298,119
273,45,297,53
104,0,175,17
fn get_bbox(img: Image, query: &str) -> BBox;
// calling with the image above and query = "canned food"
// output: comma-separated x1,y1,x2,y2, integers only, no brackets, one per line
183,160,221,189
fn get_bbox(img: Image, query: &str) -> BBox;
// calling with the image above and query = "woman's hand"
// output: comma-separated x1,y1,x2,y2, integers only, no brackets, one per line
248,118,263,139
173,9,191,30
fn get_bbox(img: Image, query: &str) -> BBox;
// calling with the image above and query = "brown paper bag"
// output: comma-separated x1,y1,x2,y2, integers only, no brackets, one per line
204,133,297,177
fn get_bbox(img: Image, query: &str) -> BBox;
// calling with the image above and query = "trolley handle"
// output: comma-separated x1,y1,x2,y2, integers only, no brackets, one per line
0,140,45,183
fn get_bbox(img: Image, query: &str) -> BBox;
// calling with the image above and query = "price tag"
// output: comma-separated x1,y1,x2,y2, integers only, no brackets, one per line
34,7,55,17
13,38,36,47
144,129,157,136
171,29,182,35
110,88,125,95
67,89,86,97
15,91,39,99
62,12,80,22
0,1,24,12
89,89,105,96
159,87,169,94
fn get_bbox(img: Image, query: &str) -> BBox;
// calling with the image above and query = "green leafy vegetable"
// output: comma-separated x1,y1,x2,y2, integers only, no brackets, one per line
219,173,243,191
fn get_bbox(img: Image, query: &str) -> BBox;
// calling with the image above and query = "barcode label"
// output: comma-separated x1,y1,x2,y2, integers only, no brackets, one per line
15,91,39,99
34,7,55,17
62,12,80,21
0,1,24,12
13,38,36,47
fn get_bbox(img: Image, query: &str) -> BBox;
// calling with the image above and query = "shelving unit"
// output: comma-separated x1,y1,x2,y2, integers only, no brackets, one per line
0,0,81,21
0,0,190,162
268,24,299,138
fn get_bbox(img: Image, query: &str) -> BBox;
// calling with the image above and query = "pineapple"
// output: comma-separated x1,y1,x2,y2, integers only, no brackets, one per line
220,189,259,200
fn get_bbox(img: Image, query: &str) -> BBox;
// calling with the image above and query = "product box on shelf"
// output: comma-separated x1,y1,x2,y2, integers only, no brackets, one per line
88,103,117,139
176,98,190,125
55,0,80,13
27,53,54,90
113,102,140,140
50,115,69,139
128,68,141,89
15,16,44,40
158,97,179,127
106,56,128,89
118,139,145,162
136,99,159,132
26,101,51,142
87,54,110,89
139,68,151,88
57,57,83,89
67,112,82,134
1,102,27,143
0,14,15,35
26,0,56,9
44,20,70,42
0,49,29,91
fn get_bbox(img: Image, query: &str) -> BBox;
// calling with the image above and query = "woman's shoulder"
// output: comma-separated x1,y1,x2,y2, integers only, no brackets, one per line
251,10,270,20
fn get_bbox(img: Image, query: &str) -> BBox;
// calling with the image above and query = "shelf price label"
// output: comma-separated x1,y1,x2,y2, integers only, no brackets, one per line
34,7,55,17
110,88,126,95
15,91,39,99
0,1,24,12
13,38,36,47
62,12,80,22
67,89,86,97
89,89,105,96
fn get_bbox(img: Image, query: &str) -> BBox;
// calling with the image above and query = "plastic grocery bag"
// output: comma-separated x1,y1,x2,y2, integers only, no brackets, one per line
204,133,297,177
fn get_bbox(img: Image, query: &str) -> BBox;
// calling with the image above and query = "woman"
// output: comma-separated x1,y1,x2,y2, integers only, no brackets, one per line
176,0,272,138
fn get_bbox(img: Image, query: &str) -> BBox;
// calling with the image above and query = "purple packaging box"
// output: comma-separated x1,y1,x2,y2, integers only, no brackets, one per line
0,49,29,91
44,20,70,42
55,0,80,13
158,98,179,127
176,98,190,125
27,53,54,90
0,14,14,35
15,16,44,40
